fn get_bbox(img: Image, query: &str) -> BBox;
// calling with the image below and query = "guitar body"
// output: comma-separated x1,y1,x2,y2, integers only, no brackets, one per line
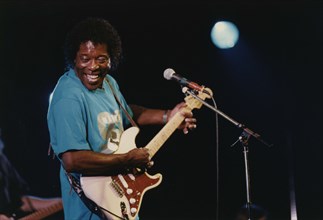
81,90,210,220
80,127,162,220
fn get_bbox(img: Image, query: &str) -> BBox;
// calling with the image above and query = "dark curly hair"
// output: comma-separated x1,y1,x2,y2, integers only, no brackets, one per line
64,17,122,72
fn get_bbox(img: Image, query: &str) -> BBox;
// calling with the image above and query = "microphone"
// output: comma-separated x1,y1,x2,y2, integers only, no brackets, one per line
163,68,210,95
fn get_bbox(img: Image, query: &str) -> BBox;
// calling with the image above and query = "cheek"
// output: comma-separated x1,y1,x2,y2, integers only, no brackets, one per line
75,61,87,69
74,57,89,68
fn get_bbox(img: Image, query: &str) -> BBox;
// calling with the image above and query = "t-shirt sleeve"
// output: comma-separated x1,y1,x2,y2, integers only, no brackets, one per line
51,98,90,157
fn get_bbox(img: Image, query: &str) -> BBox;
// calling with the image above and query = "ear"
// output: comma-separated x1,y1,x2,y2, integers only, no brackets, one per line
107,59,111,69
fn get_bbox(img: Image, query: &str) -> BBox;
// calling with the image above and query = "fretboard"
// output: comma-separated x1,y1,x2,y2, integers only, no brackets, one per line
146,108,189,158
19,200,63,220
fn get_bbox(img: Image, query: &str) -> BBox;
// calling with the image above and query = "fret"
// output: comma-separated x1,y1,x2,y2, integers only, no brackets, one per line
146,109,188,158
19,200,63,220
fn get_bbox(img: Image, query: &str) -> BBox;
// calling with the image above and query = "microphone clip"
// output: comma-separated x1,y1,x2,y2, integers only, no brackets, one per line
182,86,198,95
182,86,213,97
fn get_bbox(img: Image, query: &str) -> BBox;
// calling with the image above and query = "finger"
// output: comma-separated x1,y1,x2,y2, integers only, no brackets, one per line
147,161,154,168
181,111,193,118
183,127,189,134
185,118,196,123
175,102,186,111
178,102,187,108
189,124,197,130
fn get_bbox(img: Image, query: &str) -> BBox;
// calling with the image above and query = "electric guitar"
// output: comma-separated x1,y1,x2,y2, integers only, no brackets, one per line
80,89,211,220
10,199,63,220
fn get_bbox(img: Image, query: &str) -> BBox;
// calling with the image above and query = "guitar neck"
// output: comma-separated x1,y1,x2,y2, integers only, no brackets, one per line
19,201,63,220
146,108,189,158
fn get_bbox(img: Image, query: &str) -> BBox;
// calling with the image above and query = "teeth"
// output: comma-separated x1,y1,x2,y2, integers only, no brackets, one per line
88,75,98,79
86,74,99,82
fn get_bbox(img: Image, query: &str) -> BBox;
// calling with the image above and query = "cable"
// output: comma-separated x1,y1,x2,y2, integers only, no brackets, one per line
211,96,220,220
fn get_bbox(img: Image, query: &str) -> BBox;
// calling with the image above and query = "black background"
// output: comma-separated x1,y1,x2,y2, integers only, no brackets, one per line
0,0,322,219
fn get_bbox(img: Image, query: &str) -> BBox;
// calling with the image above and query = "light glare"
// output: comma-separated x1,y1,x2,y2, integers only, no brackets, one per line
211,21,239,49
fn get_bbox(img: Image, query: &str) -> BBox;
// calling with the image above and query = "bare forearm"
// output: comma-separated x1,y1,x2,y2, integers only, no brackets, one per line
20,196,62,212
61,150,128,176
61,148,150,176
130,104,167,125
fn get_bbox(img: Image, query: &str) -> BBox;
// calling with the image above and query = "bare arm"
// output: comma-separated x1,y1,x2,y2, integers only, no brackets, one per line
130,102,197,134
61,148,150,176
0,214,10,220
129,104,165,125
20,196,62,212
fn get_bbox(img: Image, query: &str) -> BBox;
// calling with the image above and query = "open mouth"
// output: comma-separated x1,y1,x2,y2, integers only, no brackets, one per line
86,74,100,83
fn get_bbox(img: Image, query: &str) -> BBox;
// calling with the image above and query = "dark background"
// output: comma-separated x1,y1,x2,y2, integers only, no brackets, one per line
0,0,322,219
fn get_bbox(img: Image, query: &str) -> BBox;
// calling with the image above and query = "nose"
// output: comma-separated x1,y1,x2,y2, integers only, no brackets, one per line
89,60,99,71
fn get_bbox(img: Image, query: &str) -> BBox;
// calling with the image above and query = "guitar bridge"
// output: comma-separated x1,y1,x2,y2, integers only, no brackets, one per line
110,180,124,197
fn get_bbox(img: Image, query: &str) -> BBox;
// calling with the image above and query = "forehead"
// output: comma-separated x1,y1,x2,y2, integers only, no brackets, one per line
78,41,108,54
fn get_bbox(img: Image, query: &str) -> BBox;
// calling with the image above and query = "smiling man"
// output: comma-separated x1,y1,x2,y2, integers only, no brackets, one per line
47,17,197,220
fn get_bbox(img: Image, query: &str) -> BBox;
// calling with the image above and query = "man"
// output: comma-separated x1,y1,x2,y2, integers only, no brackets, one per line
0,128,62,220
47,17,197,220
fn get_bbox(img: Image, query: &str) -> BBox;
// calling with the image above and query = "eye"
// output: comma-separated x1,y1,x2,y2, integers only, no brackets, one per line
97,57,109,64
80,56,90,63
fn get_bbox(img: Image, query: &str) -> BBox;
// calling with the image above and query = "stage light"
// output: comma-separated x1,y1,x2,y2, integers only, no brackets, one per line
210,21,239,49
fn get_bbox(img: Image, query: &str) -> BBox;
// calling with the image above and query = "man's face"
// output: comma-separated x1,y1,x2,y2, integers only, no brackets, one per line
74,41,110,90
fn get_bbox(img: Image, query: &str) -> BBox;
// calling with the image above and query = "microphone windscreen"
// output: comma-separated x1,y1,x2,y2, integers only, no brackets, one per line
163,68,175,80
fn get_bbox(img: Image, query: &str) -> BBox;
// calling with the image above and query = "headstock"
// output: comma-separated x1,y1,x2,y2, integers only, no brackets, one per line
184,87,213,110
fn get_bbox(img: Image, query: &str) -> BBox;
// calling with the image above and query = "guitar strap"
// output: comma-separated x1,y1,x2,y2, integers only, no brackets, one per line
105,77,138,128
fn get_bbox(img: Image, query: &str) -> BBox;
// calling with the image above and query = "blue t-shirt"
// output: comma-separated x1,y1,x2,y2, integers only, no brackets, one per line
47,69,133,220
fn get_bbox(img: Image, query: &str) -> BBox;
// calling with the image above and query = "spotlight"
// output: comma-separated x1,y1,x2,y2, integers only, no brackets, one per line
210,21,239,49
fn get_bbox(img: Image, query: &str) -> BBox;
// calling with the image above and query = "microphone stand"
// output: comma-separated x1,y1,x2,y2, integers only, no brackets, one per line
184,88,272,220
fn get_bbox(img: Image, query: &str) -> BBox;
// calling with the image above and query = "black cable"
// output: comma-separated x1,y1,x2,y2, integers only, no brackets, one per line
211,96,220,220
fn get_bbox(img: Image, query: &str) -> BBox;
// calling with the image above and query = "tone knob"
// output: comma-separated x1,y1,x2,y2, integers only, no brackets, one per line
126,188,133,194
129,198,136,204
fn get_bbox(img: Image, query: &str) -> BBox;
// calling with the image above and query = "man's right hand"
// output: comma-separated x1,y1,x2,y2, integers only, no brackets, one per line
126,148,151,168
